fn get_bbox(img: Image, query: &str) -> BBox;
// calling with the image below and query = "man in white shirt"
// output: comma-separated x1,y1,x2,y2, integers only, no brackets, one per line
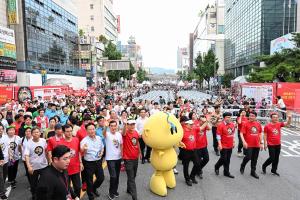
135,109,151,164
150,102,160,116
81,123,105,200
104,120,123,200
24,127,48,199
0,124,9,187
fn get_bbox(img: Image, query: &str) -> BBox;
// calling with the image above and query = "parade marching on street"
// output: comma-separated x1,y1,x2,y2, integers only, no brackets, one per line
0,88,298,200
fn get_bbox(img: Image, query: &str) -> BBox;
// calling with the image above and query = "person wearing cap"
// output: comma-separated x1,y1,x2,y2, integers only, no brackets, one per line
47,124,64,165
122,118,140,200
36,145,72,200
214,112,236,178
180,116,200,186
262,111,292,176
239,111,263,179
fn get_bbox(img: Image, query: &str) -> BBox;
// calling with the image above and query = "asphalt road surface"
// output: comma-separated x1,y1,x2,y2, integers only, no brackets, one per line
9,127,300,200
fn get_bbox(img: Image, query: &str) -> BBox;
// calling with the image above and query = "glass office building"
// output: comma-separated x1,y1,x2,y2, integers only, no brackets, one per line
21,0,84,76
224,0,297,76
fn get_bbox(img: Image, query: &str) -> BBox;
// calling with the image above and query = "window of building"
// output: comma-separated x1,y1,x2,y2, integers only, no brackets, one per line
90,15,94,20
91,26,95,32
218,25,224,34
90,4,94,9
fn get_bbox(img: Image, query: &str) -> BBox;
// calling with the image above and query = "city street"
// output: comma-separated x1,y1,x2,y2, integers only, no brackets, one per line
9,127,300,200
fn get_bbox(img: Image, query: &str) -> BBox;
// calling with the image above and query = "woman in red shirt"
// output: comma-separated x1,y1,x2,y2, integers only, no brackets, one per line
180,116,200,186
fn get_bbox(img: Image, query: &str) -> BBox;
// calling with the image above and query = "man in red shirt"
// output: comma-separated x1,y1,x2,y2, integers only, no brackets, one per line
195,115,211,179
262,112,291,176
47,124,64,164
214,112,235,178
76,114,93,142
62,124,83,199
239,111,263,179
180,116,200,186
122,119,140,200
237,109,248,157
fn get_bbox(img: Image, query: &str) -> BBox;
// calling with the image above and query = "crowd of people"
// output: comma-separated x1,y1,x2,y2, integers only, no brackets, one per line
0,86,291,200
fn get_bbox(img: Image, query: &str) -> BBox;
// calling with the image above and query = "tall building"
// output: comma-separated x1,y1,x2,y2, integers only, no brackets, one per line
74,0,118,42
192,0,225,75
12,0,82,76
118,36,143,70
177,47,189,73
224,0,297,76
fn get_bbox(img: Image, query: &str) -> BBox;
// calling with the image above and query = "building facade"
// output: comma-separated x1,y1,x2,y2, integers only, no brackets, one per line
192,0,225,75
13,0,82,77
117,36,143,70
224,0,297,76
177,47,189,73
74,0,118,42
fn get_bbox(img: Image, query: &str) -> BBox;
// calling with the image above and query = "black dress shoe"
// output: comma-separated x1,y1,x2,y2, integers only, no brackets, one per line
92,190,100,197
240,165,245,174
271,171,280,176
198,173,203,179
185,179,193,186
251,172,259,179
216,151,220,156
191,178,198,184
215,167,219,176
126,189,131,194
224,174,235,178
262,166,266,174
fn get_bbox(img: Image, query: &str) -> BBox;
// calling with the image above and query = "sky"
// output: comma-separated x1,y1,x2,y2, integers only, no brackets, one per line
114,0,209,69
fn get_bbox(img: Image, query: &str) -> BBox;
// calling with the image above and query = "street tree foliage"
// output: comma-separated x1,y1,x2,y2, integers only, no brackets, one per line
222,73,235,88
79,29,84,37
136,68,148,83
193,49,219,89
248,32,300,82
98,35,108,45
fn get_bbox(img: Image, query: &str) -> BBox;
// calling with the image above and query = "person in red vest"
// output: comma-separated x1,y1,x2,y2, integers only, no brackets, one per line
195,115,211,179
239,111,263,179
214,112,236,178
180,116,200,186
262,112,291,176
122,119,140,200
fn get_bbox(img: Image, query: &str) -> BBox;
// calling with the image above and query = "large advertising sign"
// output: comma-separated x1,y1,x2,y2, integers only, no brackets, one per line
0,69,17,83
277,83,300,109
242,84,274,105
0,26,17,68
7,0,19,24
270,33,296,55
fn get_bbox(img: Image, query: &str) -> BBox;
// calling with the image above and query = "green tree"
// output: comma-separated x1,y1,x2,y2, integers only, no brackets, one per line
137,68,147,83
103,41,122,60
194,49,219,89
98,35,108,45
79,29,84,37
248,33,300,82
222,73,235,88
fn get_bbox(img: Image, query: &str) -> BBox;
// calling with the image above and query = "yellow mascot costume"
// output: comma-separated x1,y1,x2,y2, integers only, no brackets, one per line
142,111,184,196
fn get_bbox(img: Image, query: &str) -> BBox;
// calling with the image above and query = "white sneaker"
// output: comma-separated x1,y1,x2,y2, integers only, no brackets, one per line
173,168,179,174
237,152,244,157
